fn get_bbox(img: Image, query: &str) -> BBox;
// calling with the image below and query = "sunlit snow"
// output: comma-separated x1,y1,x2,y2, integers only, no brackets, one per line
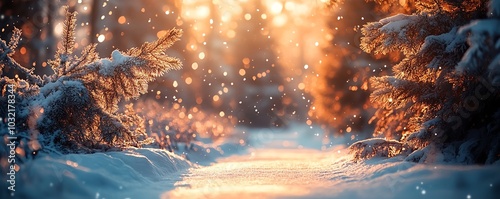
14,125,500,199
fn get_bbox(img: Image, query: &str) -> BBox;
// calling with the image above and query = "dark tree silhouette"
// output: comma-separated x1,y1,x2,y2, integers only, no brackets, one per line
310,0,392,138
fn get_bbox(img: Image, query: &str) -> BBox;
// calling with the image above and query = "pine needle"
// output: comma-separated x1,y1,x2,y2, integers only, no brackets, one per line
61,6,77,56
7,27,22,55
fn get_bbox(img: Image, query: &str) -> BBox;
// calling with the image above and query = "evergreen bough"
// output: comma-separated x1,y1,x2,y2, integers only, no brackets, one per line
0,7,182,154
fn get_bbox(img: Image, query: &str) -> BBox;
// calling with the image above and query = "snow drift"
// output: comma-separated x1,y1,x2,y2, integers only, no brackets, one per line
12,148,191,199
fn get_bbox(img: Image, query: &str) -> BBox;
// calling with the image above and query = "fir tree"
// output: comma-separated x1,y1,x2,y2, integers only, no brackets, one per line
0,7,182,154
350,0,500,164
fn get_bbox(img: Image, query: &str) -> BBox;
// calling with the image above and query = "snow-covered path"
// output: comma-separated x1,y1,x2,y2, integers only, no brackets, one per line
168,148,337,198
165,129,500,199
11,127,500,199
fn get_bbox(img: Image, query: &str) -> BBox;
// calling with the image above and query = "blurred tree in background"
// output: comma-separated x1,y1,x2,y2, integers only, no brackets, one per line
76,0,310,128
0,0,59,75
0,0,303,128
309,0,394,139
224,1,291,127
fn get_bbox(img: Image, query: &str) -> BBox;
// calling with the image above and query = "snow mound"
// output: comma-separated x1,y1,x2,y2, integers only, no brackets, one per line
13,148,192,199
315,154,500,199
349,138,404,161
176,141,245,166
99,50,132,76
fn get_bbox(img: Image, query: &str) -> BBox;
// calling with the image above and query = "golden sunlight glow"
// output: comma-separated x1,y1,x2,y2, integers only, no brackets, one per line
169,0,326,133
226,30,236,38
270,2,283,14
272,14,287,27
195,6,210,18
183,5,210,19
165,149,325,198
284,2,296,11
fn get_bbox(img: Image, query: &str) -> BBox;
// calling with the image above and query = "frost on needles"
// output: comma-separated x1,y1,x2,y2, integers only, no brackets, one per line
0,7,182,154
349,0,500,164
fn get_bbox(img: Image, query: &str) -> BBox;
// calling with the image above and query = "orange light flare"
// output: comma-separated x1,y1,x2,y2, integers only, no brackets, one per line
180,0,327,66
260,0,329,97
175,0,332,122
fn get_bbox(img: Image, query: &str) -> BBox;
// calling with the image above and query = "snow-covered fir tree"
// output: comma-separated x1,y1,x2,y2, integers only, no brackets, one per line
349,0,500,164
0,7,182,155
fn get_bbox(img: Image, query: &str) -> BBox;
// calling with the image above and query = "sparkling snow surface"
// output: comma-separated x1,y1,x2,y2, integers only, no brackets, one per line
13,126,500,199
167,128,500,198
168,148,499,199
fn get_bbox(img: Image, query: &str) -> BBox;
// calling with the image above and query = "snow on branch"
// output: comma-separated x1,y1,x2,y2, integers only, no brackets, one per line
361,13,454,56
0,7,182,154
71,28,183,113
0,27,42,85
457,19,500,77
349,138,405,162
357,0,500,164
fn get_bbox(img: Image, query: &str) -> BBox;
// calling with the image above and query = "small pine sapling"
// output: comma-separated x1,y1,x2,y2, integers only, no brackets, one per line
0,7,182,154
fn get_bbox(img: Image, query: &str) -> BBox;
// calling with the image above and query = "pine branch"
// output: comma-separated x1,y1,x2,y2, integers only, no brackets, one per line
127,28,183,74
61,7,77,56
65,28,183,113
72,28,184,113
65,43,98,75
7,27,22,55
361,13,455,56
0,34,42,86
31,10,185,151
55,6,77,76
138,28,183,57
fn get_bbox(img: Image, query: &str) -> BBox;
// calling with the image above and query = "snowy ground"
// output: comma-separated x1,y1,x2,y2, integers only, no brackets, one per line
168,148,499,199
9,125,500,199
